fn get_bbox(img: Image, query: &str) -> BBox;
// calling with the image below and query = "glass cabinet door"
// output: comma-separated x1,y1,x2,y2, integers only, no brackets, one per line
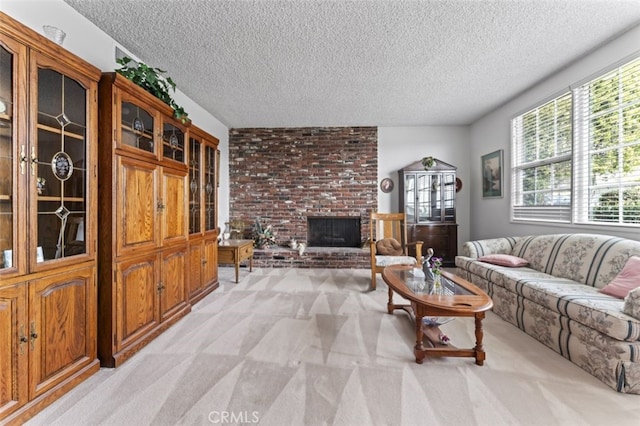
428,174,442,221
162,121,185,164
120,98,155,153
444,172,456,221
404,174,415,223
417,174,431,222
203,146,216,232
188,136,201,234
35,66,88,262
0,42,17,272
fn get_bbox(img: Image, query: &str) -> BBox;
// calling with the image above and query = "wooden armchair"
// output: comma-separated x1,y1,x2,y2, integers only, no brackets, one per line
369,212,423,290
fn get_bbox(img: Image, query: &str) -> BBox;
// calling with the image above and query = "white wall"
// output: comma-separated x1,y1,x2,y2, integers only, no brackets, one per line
377,126,471,250
469,24,640,241
2,0,231,228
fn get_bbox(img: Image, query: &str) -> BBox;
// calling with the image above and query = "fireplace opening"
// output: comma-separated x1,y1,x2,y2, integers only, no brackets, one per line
307,216,361,248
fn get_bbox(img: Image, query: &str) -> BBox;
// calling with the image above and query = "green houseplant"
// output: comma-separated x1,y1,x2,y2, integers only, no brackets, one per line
116,56,189,123
251,219,278,249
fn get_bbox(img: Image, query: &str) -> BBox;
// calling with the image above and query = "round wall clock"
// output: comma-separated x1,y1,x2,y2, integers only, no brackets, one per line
380,178,394,193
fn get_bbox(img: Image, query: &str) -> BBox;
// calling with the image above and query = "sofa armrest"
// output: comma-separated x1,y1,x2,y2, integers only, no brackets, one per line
624,287,640,320
461,236,525,259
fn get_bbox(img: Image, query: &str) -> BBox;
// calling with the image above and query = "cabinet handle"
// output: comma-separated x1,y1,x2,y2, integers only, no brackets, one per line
30,146,38,176
202,259,207,265
19,145,27,174
157,200,165,211
30,321,38,350
157,282,165,292
19,324,27,355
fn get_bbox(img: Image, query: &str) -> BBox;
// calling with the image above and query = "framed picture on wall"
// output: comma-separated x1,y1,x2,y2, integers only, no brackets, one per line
481,149,503,198
380,178,394,193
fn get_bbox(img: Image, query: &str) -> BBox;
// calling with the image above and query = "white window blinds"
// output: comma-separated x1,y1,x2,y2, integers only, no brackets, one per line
511,55,640,225
574,57,640,225
511,92,573,222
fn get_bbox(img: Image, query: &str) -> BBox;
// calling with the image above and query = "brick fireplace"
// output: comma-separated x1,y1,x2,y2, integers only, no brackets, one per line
228,127,377,267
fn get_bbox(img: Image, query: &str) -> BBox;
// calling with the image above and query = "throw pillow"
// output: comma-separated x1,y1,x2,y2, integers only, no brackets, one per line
600,256,640,299
623,287,640,319
376,238,403,256
477,254,529,267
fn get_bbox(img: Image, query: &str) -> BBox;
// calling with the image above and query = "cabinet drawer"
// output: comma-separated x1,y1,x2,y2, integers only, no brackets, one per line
239,244,253,259
414,225,450,238
218,247,236,264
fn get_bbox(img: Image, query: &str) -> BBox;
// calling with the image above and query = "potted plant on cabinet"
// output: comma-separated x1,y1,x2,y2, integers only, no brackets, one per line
115,56,189,123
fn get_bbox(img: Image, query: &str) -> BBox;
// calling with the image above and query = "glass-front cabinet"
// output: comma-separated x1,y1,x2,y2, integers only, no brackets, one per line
398,158,458,266
187,125,219,304
204,145,217,232
1,40,94,276
35,66,89,262
1,12,100,423
97,73,216,368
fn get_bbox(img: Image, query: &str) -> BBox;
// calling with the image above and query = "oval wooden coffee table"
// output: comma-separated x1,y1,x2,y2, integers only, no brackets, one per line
382,265,493,365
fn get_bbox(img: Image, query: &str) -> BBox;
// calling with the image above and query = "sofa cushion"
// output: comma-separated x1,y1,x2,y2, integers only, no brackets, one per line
478,254,529,267
600,256,640,299
624,287,640,320
461,236,523,258
462,258,640,341
376,238,403,256
375,255,416,267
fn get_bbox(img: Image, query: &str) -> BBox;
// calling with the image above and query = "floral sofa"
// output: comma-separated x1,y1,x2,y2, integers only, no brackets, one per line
455,233,640,394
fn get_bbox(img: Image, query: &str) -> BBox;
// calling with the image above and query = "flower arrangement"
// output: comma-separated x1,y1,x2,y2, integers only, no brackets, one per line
251,219,277,248
428,256,443,275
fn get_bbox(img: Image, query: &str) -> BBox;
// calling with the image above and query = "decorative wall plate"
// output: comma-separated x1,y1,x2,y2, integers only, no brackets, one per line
51,151,74,181
132,116,144,133
169,133,179,149
380,178,394,193
456,177,463,192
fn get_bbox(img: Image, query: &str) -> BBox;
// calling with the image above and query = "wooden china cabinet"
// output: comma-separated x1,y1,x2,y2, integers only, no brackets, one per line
97,72,194,367
398,158,458,266
187,125,219,303
0,13,100,424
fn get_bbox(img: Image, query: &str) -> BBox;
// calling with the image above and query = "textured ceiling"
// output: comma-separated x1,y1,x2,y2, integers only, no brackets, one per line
63,0,640,128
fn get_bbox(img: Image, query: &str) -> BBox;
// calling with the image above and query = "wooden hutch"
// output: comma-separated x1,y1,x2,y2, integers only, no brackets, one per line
96,73,219,367
0,13,100,423
398,158,458,266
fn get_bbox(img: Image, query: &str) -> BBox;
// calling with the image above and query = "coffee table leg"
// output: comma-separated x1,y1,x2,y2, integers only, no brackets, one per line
414,314,426,364
474,312,486,366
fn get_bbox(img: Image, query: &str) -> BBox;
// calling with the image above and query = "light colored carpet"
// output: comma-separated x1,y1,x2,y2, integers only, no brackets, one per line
27,267,640,426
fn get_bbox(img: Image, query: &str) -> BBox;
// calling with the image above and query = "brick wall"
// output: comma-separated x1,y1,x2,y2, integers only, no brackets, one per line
228,127,377,267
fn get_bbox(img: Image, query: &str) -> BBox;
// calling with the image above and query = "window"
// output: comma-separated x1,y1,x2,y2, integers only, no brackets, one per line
511,56,640,225
512,92,572,222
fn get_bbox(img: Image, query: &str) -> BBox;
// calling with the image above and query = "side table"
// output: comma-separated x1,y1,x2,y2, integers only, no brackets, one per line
218,239,254,283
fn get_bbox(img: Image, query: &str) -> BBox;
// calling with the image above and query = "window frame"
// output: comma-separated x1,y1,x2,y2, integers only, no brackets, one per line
510,53,640,227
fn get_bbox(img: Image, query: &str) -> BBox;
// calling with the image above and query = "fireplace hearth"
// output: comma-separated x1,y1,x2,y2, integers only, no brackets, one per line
307,216,361,248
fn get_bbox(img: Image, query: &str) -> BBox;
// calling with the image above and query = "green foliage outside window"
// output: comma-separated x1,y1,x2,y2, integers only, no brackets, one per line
519,92,572,206
592,187,640,223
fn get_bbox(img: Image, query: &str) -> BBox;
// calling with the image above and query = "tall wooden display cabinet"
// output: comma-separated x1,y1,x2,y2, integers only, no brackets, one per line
0,13,100,423
97,72,197,367
398,158,458,266
97,72,220,367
